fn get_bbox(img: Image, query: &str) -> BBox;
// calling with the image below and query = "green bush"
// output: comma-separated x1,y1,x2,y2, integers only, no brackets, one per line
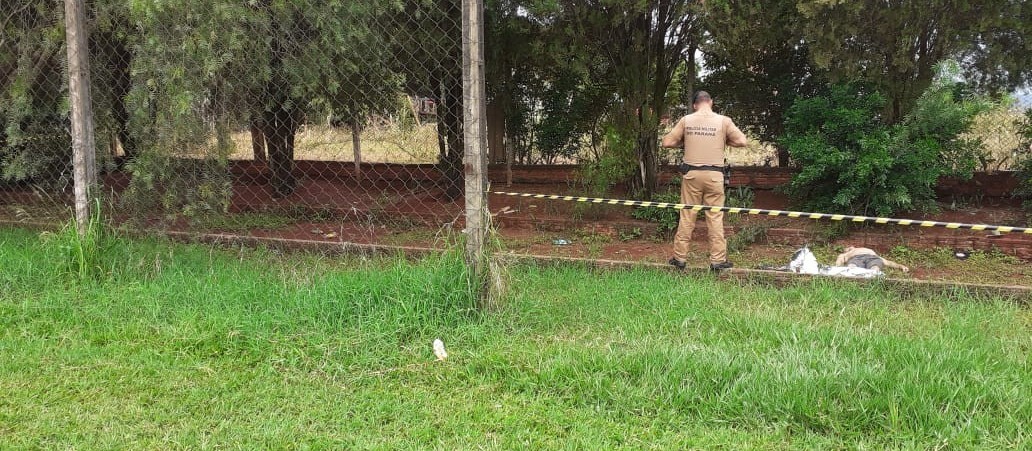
783,75,988,217
1012,109,1032,219
726,186,755,209
1,64,72,187
578,122,637,196
630,190,681,233
727,222,770,253
122,152,232,223
1,115,71,187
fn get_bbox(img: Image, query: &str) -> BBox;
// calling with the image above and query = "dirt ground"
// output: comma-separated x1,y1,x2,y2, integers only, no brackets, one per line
4,167,1031,288
92,213,1024,288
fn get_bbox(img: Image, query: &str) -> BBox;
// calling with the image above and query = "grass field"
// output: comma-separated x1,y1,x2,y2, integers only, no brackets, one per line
228,124,441,164
224,123,780,166
1,227,1030,448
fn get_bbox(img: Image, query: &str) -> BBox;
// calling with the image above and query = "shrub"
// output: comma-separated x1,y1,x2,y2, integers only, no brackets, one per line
1012,109,1032,219
783,74,988,217
121,101,235,223
1,64,72,187
727,222,770,253
630,190,681,234
726,186,755,209
122,152,232,223
578,122,637,196
1,114,71,187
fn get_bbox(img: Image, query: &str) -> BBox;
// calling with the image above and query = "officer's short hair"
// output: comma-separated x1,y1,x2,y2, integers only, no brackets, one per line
692,91,712,105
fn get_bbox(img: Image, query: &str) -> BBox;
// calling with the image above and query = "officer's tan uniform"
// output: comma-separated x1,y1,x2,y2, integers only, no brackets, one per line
665,111,746,264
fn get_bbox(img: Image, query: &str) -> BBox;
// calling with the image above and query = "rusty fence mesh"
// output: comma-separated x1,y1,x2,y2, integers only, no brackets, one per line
2,0,477,249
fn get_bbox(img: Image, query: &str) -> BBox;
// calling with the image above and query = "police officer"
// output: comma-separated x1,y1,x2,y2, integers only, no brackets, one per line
661,91,749,271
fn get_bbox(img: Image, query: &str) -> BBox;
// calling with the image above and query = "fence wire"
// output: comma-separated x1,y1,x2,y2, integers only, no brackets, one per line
2,1,1031,255
2,0,474,247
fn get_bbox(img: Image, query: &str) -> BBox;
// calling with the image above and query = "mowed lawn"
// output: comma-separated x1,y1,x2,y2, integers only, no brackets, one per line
0,228,1029,448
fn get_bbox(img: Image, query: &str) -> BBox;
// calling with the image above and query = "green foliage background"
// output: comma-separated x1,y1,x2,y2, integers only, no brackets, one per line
1,0,1030,214
782,68,991,216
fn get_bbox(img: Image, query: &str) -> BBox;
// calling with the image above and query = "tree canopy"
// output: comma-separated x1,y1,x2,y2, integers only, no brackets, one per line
795,0,1031,123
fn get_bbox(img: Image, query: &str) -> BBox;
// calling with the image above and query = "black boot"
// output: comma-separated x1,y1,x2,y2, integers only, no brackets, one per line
709,261,734,271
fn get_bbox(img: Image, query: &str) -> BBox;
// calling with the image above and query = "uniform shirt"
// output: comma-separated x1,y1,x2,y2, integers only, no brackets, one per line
668,111,746,166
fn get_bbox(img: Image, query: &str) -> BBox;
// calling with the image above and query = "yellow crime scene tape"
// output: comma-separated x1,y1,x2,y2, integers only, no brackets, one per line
490,191,1032,235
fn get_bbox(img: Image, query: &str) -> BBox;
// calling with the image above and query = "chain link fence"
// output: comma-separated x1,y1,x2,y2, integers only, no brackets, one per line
3,1,1031,260
2,0,485,250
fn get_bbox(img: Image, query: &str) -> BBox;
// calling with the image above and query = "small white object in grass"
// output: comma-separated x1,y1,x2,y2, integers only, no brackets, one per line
433,339,448,361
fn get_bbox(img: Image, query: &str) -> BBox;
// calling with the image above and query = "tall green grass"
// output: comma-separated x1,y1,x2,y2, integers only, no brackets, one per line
0,227,1028,448
42,199,111,281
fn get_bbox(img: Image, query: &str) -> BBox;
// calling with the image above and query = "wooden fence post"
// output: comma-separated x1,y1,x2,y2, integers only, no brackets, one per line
462,0,491,305
64,0,98,234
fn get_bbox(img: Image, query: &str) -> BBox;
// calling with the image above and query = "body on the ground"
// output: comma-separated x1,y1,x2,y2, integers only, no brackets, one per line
835,246,910,273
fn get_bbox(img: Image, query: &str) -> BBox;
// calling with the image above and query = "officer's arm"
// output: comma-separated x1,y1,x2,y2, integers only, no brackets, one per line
661,118,685,148
725,118,749,148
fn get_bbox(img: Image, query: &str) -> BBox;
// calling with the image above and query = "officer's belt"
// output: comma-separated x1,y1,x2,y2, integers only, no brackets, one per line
679,163,723,173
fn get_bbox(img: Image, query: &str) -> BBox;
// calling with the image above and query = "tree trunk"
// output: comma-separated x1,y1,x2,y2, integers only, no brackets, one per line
109,35,136,163
636,131,659,200
257,3,301,197
776,147,790,167
351,120,362,178
437,66,464,201
260,106,299,197
409,96,423,127
487,99,505,164
430,0,464,201
505,132,513,187
250,121,266,162
683,43,697,109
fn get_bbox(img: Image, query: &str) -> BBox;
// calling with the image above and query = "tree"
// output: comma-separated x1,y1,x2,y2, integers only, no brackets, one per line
962,1,1032,91
1,0,72,184
797,0,1032,123
485,0,613,168
484,0,538,165
124,0,405,198
393,0,465,200
89,0,137,162
700,0,827,166
2,0,145,184
531,0,703,199
1013,109,1032,216
783,70,989,216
